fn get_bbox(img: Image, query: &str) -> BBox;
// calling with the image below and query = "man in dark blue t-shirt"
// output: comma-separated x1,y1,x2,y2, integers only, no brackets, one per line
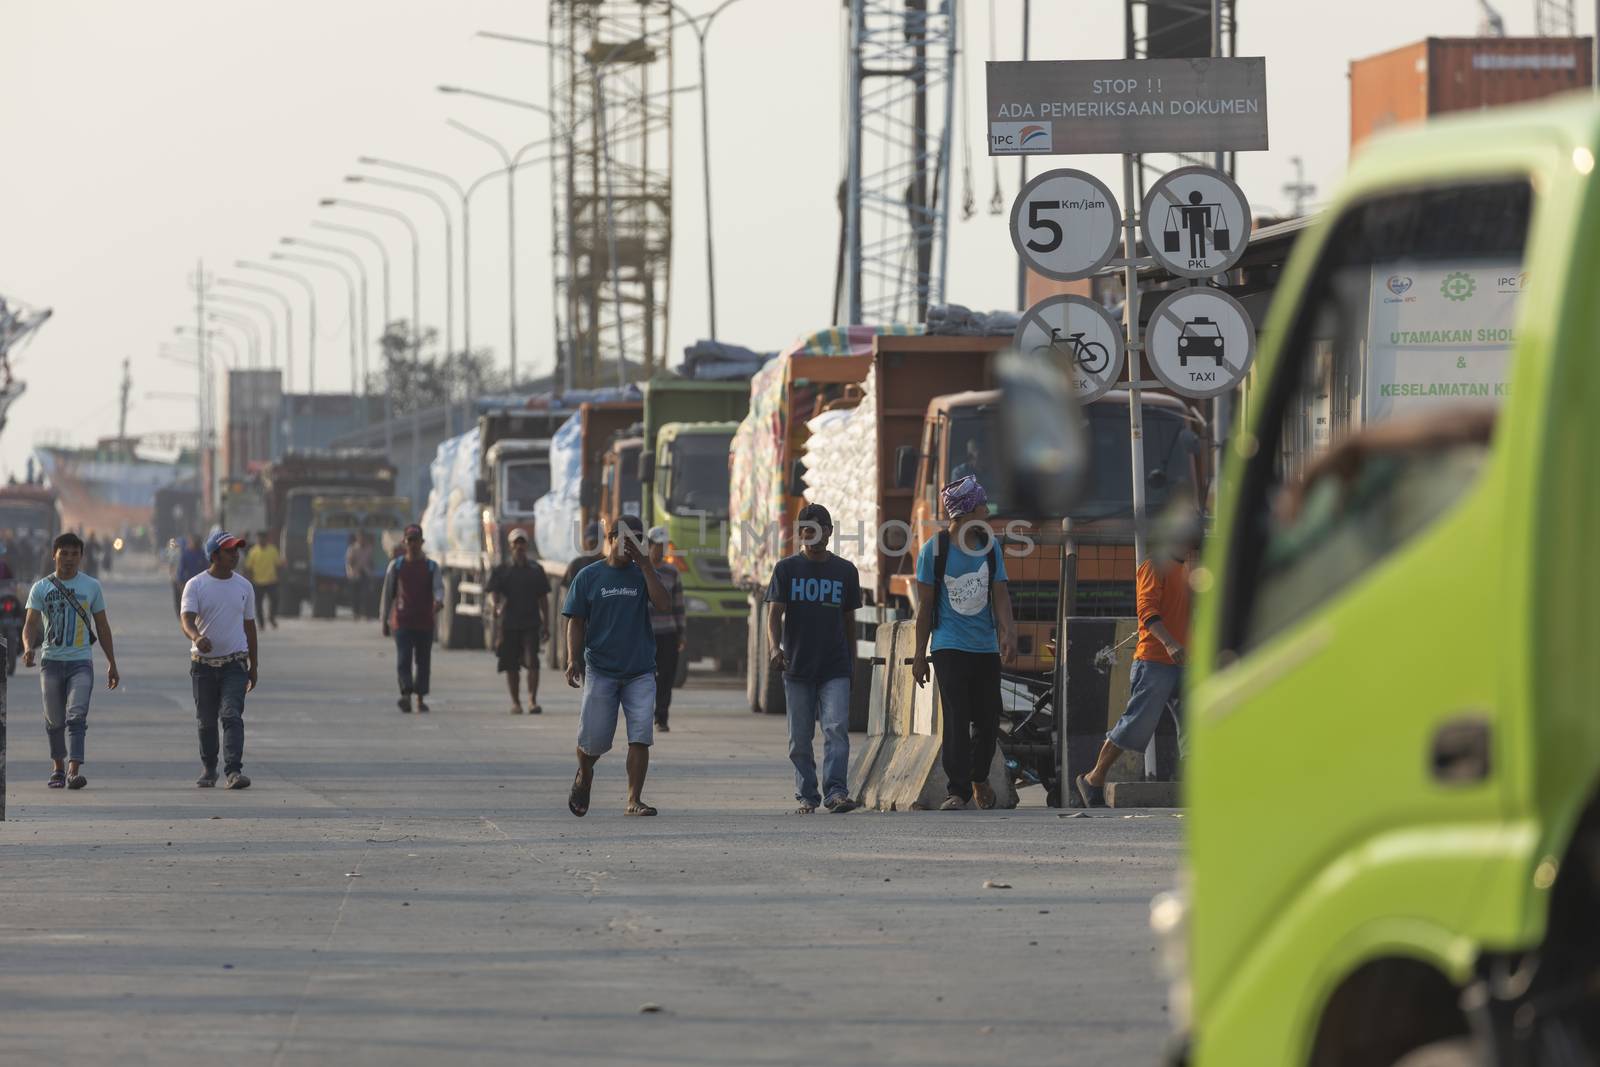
765,503,862,814
562,514,671,818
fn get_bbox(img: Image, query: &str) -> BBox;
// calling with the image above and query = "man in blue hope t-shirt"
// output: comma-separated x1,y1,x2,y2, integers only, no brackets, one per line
765,503,862,814
911,476,1017,811
562,514,671,818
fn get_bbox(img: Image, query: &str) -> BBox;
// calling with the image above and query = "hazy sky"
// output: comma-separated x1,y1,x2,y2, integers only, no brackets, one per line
1,0,1580,478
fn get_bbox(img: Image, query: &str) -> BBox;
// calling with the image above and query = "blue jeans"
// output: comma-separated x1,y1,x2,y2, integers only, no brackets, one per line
191,659,249,775
41,659,94,764
394,628,433,697
577,669,655,757
1108,658,1184,754
783,675,851,806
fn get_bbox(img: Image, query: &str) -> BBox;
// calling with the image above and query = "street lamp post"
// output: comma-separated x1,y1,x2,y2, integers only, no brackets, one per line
310,222,391,340
667,0,759,340
273,252,360,397
282,238,370,394
357,157,468,358
321,198,423,507
237,259,318,446
345,176,454,361
208,293,279,371
207,310,260,368
214,278,293,376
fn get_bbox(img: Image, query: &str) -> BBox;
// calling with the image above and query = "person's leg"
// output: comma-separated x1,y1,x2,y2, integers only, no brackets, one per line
394,629,414,708
265,583,278,626
254,582,266,625
1085,660,1181,788
505,660,522,710
413,629,433,702
653,634,677,726
64,661,94,777
968,653,1003,805
931,649,974,802
573,671,622,813
192,664,221,776
783,677,821,808
619,672,656,809
41,662,67,774
818,675,853,807
219,661,248,781
525,630,542,711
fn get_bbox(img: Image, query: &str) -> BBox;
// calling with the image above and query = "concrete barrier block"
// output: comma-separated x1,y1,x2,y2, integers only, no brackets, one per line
886,623,916,737
858,734,903,810
1106,780,1182,808
848,733,886,800
865,626,895,736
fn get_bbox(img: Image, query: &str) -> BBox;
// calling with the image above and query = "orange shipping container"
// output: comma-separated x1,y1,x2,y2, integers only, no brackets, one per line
1350,36,1593,151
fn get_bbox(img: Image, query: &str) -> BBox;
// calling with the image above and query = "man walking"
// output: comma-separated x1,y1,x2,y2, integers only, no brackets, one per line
765,504,860,814
562,515,670,818
180,530,258,790
1075,546,1192,808
22,532,120,790
243,531,281,629
487,528,551,715
911,476,1017,811
645,526,685,732
380,524,442,713
344,532,373,621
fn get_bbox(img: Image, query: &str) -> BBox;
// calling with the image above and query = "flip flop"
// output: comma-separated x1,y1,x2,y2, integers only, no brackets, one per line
1075,774,1106,809
568,770,591,817
66,773,88,790
624,802,658,817
47,770,66,789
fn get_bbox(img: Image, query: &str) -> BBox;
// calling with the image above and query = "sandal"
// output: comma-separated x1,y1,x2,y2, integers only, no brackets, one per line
47,770,66,789
529,705,543,715
624,802,658,817
568,770,591,817
67,773,88,790
794,802,817,815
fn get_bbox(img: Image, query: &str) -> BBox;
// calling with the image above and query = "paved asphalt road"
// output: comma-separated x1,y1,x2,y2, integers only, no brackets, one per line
0,570,1182,1066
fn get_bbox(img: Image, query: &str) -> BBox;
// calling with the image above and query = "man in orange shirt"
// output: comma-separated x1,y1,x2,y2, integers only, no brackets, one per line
1075,550,1191,807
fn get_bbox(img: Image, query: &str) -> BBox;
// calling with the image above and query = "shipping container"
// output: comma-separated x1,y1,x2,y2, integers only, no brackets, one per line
1351,36,1593,150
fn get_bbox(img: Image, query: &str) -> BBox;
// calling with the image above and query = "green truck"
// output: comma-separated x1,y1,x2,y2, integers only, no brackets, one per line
1147,97,1600,1065
635,379,751,674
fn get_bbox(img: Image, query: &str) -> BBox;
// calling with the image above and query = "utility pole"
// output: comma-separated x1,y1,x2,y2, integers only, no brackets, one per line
189,260,213,520
1015,0,1031,310
1283,155,1317,217
117,357,131,443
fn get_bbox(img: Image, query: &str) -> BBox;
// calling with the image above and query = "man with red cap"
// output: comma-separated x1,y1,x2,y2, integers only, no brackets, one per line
180,530,259,789
380,523,443,713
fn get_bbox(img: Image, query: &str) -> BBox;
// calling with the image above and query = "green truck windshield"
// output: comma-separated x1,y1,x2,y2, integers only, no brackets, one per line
666,434,732,517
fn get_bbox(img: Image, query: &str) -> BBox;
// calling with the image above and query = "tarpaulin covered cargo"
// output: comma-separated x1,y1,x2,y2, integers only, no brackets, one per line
727,325,917,589
418,427,480,558
533,412,584,564
800,366,879,590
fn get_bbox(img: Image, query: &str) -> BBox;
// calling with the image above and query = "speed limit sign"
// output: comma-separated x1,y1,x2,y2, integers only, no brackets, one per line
1008,168,1122,281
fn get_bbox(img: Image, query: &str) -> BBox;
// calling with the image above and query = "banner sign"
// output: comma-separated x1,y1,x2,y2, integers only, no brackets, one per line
1364,260,1524,422
986,57,1268,156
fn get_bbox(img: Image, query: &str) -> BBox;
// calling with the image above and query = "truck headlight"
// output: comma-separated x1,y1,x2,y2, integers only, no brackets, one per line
685,596,710,613
1149,888,1191,1034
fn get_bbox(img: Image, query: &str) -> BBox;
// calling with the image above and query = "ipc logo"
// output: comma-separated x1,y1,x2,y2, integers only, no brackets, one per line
1385,274,1413,296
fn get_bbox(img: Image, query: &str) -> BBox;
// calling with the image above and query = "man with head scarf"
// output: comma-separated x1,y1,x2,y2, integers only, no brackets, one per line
910,476,1017,810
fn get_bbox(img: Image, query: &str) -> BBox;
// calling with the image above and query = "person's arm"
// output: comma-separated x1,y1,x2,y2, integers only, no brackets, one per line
244,618,259,690
911,581,935,687
378,562,396,635
432,563,445,613
992,582,1017,666
1136,564,1184,663
21,606,43,668
564,615,586,687
181,611,212,653
635,551,670,612
671,571,686,648
767,602,786,671
537,579,550,641
92,609,119,689
1147,618,1185,664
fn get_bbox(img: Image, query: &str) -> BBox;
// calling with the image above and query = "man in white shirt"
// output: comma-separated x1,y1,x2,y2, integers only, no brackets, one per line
180,530,259,789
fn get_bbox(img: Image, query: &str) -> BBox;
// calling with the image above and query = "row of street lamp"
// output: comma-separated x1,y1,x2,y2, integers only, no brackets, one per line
177,4,756,477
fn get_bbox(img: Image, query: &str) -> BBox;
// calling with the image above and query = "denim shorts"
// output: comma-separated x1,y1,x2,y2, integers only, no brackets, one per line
576,668,655,757
1107,658,1183,753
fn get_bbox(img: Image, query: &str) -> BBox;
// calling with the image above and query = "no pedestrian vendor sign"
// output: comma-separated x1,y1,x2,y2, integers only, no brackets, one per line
986,57,1268,156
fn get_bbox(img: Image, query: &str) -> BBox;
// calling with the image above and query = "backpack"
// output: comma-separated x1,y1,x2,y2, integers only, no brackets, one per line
930,529,1001,630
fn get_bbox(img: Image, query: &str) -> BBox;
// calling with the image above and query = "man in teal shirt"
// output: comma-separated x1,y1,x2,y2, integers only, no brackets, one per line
23,532,121,790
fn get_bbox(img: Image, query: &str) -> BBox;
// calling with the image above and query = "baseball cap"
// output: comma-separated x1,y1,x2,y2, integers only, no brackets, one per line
507,527,530,544
403,524,424,540
205,531,247,557
646,525,669,544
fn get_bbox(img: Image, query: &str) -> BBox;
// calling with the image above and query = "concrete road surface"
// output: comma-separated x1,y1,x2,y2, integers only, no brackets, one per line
0,572,1182,1066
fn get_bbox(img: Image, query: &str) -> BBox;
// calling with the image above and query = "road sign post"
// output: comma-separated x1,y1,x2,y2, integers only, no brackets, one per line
1011,294,1126,402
